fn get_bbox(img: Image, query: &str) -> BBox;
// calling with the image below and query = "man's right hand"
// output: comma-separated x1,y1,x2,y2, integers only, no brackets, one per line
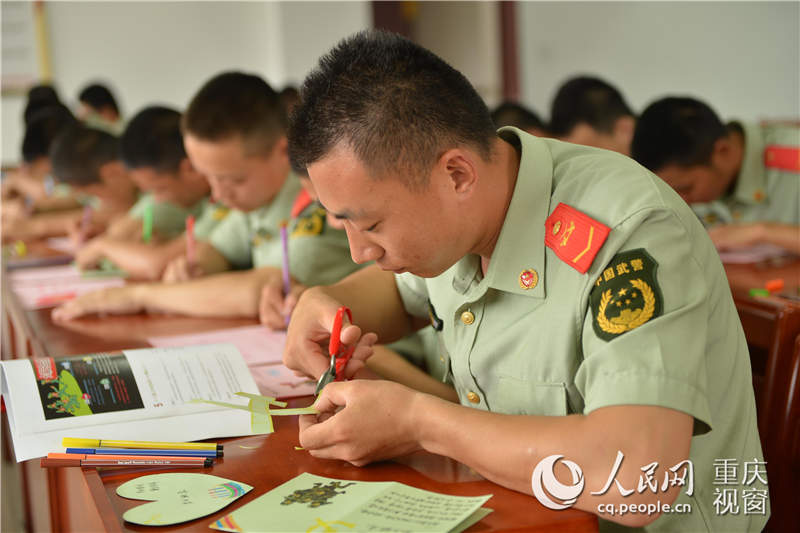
51,286,147,321
162,255,204,283
283,287,378,381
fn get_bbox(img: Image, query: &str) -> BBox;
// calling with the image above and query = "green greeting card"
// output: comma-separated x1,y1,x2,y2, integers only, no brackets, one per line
210,473,492,533
117,473,252,526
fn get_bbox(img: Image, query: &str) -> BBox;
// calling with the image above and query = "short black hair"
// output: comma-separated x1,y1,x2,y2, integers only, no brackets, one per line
78,83,120,115
26,84,60,104
280,85,300,114
549,76,633,136
183,71,287,154
21,103,77,163
289,30,496,188
50,125,120,186
631,97,727,171
491,101,546,132
120,106,185,173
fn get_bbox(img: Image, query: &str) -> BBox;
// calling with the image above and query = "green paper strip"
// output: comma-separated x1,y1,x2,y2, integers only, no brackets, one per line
235,392,287,407
269,407,318,416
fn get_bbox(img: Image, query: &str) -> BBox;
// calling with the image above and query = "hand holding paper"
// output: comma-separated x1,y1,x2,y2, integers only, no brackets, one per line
300,380,423,466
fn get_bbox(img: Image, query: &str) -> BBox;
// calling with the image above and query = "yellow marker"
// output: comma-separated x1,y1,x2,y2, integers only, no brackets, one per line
62,437,219,451
14,241,27,257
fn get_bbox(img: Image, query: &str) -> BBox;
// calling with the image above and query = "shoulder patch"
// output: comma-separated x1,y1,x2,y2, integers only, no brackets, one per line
545,203,610,274
291,189,314,219
291,207,326,238
589,248,663,341
764,145,800,173
212,206,230,221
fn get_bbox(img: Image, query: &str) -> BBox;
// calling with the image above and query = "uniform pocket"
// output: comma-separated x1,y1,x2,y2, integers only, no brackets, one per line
495,376,568,416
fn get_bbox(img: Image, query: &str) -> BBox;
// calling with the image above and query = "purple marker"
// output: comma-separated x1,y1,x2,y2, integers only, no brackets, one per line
280,222,290,326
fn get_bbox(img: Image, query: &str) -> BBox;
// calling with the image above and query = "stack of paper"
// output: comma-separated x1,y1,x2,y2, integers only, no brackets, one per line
8,264,125,309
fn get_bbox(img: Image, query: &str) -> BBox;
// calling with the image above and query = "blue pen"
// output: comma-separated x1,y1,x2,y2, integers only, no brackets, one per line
66,447,222,458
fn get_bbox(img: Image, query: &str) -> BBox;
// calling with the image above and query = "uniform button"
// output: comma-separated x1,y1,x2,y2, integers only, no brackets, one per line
460,311,475,325
439,356,445,362
467,391,480,404
733,211,742,221
552,220,561,235
753,190,764,202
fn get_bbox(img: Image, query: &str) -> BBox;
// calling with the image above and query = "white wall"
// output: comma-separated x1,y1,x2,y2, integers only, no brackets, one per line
1,1,370,166
414,1,502,107
518,1,800,123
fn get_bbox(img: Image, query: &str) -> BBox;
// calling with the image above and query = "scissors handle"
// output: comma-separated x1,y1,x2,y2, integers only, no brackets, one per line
329,307,354,381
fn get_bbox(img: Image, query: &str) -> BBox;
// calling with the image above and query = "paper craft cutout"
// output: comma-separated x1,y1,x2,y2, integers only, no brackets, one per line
192,392,317,434
210,473,492,533
116,473,252,526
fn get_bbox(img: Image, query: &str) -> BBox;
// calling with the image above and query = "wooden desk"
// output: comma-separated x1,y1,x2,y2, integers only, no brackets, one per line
2,281,597,532
724,257,800,533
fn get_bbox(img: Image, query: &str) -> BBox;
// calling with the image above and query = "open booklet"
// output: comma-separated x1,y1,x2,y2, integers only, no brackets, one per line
0,343,260,462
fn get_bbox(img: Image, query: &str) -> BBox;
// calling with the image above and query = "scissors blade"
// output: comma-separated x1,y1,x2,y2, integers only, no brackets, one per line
314,355,337,396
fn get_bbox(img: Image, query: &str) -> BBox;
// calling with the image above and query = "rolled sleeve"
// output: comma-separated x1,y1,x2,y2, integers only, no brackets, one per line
576,208,714,435
207,210,253,268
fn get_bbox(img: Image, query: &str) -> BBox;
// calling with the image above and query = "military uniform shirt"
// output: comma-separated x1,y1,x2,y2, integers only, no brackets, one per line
207,174,361,286
127,193,209,240
395,127,767,532
193,198,229,240
692,122,799,227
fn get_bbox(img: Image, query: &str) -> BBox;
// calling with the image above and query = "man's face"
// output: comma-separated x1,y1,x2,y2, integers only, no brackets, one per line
184,134,287,212
654,164,728,204
128,167,183,204
308,145,467,278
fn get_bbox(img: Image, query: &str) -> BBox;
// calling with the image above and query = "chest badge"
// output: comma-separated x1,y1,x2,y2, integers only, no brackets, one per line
519,269,539,290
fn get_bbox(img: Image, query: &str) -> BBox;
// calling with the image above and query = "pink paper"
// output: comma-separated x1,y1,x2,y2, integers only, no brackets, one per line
148,325,285,366
13,277,126,309
45,237,78,254
8,264,81,285
249,363,317,399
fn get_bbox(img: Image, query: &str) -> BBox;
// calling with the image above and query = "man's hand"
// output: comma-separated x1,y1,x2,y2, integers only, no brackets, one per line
74,237,109,269
259,278,307,329
708,223,764,250
283,287,378,380
51,286,147,321
162,255,204,282
299,380,423,466
66,216,103,248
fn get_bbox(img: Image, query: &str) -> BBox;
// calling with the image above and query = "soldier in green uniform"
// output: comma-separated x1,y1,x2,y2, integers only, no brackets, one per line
73,106,226,280
632,96,800,254
282,31,768,531
52,72,350,319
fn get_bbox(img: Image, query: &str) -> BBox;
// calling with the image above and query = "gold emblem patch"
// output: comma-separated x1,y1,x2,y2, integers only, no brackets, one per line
291,207,326,238
590,249,663,341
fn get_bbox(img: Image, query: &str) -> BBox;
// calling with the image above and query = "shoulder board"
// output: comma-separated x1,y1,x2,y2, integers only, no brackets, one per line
290,189,313,219
764,145,800,173
544,203,610,274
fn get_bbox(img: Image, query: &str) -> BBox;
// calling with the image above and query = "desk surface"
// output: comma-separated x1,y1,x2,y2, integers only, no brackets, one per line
7,285,598,532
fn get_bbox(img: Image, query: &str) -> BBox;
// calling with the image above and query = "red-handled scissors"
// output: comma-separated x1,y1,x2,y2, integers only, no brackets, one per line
314,306,355,396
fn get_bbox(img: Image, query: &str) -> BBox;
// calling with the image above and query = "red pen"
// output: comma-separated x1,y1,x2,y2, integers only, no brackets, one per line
36,292,77,306
185,215,196,266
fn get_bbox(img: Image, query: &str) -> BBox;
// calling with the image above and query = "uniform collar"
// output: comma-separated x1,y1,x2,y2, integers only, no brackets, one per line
730,122,767,205
452,127,552,299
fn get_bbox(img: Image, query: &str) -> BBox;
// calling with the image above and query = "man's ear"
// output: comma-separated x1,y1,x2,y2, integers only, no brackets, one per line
97,160,126,185
710,136,735,172
612,116,636,155
437,148,479,196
